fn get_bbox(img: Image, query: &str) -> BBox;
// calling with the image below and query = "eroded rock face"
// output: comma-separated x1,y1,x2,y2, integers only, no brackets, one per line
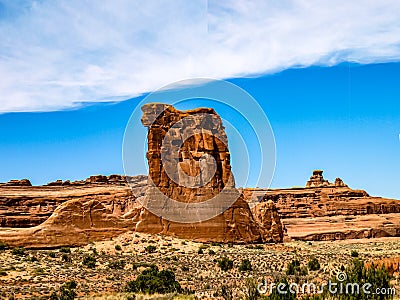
306,170,329,187
305,170,348,188
0,197,141,248
141,104,234,203
251,200,286,243
0,178,147,248
0,175,147,228
135,103,279,243
0,179,32,187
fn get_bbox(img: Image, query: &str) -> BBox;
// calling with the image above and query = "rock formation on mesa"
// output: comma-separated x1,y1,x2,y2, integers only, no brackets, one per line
134,103,283,243
305,170,347,188
0,179,32,187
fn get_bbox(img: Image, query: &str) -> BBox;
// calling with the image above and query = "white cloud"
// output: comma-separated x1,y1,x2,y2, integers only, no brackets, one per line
0,0,399,112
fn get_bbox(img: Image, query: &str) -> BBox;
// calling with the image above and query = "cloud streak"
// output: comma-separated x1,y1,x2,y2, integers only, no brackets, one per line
0,0,400,112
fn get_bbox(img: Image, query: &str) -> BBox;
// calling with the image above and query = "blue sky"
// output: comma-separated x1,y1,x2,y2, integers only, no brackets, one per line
0,1,399,198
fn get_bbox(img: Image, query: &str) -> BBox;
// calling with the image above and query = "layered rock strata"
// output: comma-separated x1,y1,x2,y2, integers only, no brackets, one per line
0,175,147,228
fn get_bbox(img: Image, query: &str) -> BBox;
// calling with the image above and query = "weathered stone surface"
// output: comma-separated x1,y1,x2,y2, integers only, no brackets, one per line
134,196,261,243
0,177,148,248
305,170,348,188
306,170,329,187
251,200,286,243
0,175,147,228
141,104,234,203
334,177,347,187
0,197,140,248
135,103,282,243
0,179,32,187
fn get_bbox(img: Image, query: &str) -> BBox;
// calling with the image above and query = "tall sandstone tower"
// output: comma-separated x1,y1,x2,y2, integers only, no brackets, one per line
135,103,285,243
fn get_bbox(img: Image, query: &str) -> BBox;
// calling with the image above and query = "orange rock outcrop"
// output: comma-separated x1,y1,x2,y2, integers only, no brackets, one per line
134,103,283,243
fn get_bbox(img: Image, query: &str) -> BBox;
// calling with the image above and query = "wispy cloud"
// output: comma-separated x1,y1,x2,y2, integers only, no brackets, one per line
0,0,399,112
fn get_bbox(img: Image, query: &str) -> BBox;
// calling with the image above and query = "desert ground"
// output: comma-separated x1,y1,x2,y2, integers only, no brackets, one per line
1,231,400,299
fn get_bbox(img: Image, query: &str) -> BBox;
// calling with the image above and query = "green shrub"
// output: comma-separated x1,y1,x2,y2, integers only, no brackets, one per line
50,280,77,300
30,256,38,262
198,248,204,254
125,265,182,294
59,247,71,254
211,242,222,247
286,259,305,276
228,242,233,248
115,244,122,251
48,251,56,258
307,257,320,271
300,266,308,276
0,241,8,251
239,259,252,272
254,245,264,250
145,245,156,253
217,285,233,300
208,249,215,255
12,247,26,256
82,254,96,268
217,257,233,271
108,259,126,270
351,250,359,257
62,254,72,263
199,244,209,250
243,278,260,300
